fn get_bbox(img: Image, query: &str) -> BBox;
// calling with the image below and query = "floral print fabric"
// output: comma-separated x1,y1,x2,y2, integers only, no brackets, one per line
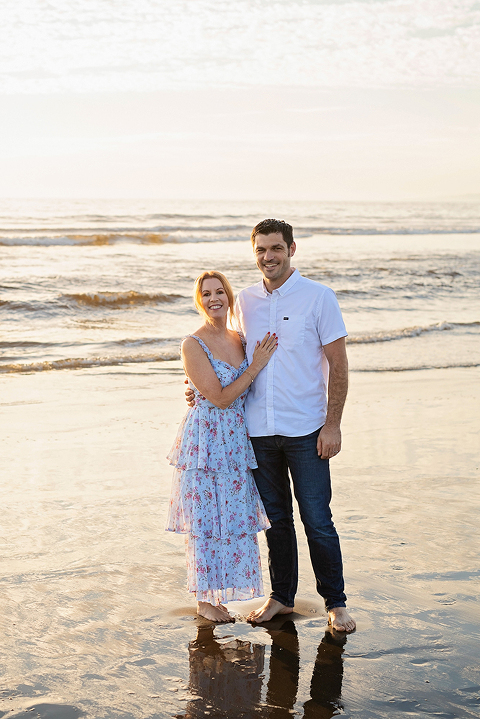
166,335,270,604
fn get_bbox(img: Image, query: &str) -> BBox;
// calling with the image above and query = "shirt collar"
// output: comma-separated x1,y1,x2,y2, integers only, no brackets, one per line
261,268,301,297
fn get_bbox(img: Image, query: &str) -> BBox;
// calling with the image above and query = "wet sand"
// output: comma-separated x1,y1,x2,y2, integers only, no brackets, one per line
1,364,479,718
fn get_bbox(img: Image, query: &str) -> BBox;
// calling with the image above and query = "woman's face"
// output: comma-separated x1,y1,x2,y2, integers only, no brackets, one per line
201,277,229,320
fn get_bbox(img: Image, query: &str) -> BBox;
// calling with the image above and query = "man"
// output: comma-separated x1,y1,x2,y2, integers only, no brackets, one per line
236,219,354,632
186,219,355,632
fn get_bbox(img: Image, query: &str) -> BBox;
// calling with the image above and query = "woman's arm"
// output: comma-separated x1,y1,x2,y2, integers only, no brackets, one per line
182,334,277,410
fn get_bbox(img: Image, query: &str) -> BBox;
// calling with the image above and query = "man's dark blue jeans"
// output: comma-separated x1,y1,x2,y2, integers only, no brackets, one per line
251,429,347,611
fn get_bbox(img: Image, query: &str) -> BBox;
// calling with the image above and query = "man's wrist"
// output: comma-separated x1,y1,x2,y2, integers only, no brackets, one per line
322,420,341,430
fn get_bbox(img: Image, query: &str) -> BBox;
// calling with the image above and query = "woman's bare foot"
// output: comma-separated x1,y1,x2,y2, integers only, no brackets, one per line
247,598,294,623
328,607,356,632
197,601,235,623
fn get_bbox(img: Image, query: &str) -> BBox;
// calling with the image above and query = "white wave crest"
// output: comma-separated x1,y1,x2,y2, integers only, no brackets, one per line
0,352,181,374
354,361,480,373
348,321,480,345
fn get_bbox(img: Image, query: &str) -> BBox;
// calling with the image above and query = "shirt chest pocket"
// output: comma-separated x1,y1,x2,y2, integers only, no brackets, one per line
279,314,305,349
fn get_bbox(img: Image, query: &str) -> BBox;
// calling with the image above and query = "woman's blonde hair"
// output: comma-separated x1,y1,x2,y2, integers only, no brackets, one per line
193,271,235,325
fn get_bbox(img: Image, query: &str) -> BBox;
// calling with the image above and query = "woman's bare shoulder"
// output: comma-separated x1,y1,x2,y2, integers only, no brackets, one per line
182,335,202,350
182,330,210,358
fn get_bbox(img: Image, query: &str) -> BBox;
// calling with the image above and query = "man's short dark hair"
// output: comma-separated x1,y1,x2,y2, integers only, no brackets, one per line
250,219,294,248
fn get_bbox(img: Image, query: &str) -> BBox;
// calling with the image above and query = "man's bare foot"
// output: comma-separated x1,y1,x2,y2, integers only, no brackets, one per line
197,601,234,623
328,607,356,632
247,598,294,623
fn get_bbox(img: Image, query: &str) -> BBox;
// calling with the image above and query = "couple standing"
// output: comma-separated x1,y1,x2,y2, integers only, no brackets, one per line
166,218,355,633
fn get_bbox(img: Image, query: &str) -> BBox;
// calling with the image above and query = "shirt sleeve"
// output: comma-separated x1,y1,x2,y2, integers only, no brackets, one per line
315,287,348,346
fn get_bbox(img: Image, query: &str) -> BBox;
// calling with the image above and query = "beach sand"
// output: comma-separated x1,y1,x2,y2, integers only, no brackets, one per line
1,364,479,718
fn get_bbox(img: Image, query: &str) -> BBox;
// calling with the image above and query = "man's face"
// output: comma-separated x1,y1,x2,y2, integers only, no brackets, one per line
253,232,296,287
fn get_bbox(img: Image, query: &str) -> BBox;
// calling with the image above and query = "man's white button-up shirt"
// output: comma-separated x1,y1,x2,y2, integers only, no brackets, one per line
235,269,347,438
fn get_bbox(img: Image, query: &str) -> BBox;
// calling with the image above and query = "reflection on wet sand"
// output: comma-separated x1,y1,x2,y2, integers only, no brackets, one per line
177,620,347,718
303,631,347,719
177,626,265,718
264,620,299,718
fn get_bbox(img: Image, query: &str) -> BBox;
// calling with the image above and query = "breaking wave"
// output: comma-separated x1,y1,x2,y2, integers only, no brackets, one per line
2,222,480,247
348,321,480,344
0,352,181,373
62,291,182,307
2,353,478,374
355,361,480,372
297,226,480,236
0,232,169,246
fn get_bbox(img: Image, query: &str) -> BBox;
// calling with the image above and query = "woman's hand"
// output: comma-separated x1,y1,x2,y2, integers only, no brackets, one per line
250,333,278,374
183,333,277,408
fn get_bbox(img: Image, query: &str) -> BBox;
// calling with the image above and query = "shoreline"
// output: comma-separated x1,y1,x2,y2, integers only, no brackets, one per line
0,364,479,717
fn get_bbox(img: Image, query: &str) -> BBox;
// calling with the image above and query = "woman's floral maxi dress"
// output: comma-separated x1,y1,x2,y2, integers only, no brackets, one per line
166,335,270,605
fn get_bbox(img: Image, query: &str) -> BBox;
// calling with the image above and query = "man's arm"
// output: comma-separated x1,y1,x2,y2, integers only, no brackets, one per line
317,337,348,460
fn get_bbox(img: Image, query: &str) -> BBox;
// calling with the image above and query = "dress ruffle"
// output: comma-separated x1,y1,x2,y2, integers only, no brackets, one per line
166,466,270,538
167,404,258,473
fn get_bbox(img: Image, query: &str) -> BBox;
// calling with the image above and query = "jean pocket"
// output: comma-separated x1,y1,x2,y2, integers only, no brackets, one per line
279,315,305,349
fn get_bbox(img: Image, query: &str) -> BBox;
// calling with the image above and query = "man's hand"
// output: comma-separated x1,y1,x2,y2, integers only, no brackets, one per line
184,378,195,407
317,425,341,459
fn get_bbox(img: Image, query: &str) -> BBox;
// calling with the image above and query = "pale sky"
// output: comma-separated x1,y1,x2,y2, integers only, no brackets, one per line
1,0,480,201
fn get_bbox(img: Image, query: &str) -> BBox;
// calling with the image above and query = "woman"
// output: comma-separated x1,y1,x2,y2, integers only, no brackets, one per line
166,271,277,623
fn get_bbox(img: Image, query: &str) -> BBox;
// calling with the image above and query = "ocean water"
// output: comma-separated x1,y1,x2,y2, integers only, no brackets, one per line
1,199,480,718
1,198,479,375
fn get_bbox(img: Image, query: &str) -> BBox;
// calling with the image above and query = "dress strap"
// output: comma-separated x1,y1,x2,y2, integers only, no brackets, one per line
236,329,247,349
186,334,215,361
